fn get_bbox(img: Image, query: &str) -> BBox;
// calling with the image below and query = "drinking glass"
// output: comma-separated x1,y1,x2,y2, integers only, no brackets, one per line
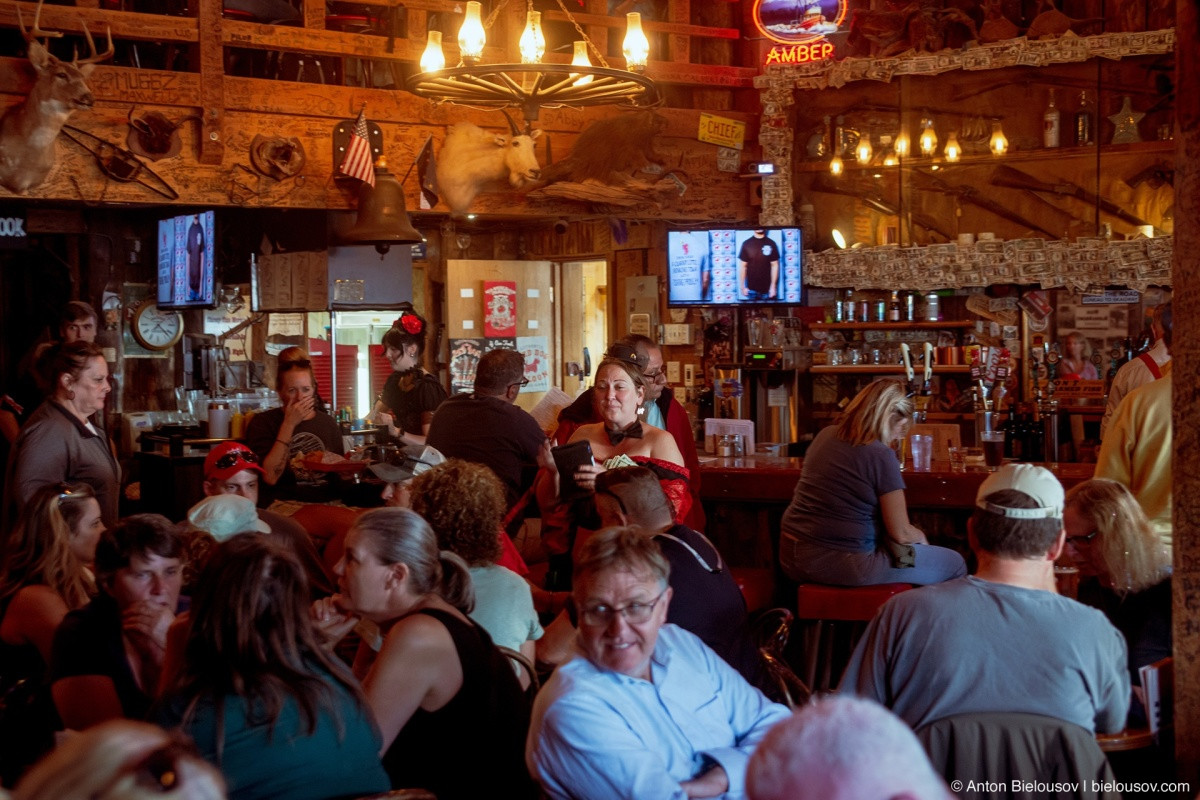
909,434,933,472
981,431,1006,470
1054,565,1080,599
948,446,967,473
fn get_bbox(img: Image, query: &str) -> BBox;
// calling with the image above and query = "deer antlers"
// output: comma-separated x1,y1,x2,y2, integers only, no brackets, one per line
16,0,113,65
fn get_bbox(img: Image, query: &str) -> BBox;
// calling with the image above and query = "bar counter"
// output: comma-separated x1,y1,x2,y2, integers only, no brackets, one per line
698,456,1095,569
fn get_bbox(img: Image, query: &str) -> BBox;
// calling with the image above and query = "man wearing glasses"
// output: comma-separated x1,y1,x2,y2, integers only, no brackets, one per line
426,348,550,513
527,527,789,800
198,441,333,596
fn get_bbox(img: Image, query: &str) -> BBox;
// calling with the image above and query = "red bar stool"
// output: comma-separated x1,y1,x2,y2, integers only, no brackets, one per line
795,582,913,692
730,567,776,614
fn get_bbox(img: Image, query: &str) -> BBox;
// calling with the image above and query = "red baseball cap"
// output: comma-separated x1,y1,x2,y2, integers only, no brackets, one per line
204,441,265,482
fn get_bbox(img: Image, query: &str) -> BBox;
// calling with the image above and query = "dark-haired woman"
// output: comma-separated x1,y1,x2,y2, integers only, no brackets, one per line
0,483,102,784
5,340,120,527
373,306,446,447
311,507,533,799
50,514,183,730
156,534,389,800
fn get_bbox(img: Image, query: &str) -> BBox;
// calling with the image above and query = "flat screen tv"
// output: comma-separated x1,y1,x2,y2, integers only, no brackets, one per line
157,210,216,309
667,227,802,307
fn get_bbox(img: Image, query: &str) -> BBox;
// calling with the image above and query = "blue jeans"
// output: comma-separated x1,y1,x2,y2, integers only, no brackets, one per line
780,535,967,587
742,288,774,302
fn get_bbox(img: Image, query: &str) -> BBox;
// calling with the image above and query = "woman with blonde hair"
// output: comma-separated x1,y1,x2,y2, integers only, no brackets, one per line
0,482,103,784
779,379,966,586
1064,479,1171,677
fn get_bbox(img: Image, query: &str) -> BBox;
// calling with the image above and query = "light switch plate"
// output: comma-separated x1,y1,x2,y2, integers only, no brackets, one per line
684,363,696,387
666,361,681,384
663,323,692,345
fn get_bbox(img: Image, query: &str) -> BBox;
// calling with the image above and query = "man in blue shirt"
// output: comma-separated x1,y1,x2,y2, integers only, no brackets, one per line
526,527,789,799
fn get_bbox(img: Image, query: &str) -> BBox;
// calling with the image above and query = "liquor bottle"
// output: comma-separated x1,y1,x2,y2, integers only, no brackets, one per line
904,291,916,322
888,290,901,321
1043,90,1061,148
1027,402,1044,462
924,291,940,322
842,289,856,322
1074,91,1093,146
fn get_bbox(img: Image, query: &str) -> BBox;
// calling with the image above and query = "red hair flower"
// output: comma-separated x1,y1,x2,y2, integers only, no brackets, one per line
399,313,423,335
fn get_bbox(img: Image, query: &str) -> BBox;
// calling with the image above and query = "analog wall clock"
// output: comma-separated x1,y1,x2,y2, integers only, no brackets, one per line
130,300,183,351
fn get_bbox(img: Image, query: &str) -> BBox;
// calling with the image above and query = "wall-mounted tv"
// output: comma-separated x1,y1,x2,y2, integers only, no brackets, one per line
667,227,802,307
157,210,216,309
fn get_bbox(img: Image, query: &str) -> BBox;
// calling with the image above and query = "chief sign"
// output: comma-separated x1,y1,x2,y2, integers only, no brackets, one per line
698,113,745,151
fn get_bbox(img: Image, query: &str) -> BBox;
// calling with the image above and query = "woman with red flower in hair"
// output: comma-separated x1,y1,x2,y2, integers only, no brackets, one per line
373,304,447,446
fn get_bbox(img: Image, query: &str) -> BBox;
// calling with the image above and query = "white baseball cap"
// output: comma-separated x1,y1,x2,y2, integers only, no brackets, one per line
187,494,271,541
975,463,1064,520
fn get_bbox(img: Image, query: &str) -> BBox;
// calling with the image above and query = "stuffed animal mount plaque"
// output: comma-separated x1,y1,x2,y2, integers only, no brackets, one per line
435,110,542,215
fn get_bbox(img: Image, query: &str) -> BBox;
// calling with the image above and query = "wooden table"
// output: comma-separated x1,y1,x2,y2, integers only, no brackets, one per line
698,456,1095,568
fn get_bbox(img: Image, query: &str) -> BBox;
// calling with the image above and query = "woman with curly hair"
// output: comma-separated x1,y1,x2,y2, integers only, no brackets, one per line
1064,479,1172,681
156,535,388,800
410,460,541,675
0,482,103,784
373,304,446,446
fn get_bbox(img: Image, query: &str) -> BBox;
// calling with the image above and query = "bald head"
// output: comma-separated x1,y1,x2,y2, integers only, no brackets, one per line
593,467,674,532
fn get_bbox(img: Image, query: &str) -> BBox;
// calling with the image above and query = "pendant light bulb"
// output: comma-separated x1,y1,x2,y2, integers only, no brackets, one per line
989,121,1009,156
894,128,910,158
420,30,445,73
458,1,486,62
829,154,844,176
855,135,873,165
919,118,937,157
944,131,961,162
883,151,898,167
623,12,650,71
519,10,545,64
570,41,594,86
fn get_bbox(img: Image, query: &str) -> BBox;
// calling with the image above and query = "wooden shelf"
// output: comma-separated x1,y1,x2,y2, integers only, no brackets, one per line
811,365,971,374
810,321,974,331
795,140,1174,175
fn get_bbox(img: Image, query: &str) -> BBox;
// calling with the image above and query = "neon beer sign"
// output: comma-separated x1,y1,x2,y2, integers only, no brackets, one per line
753,0,846,65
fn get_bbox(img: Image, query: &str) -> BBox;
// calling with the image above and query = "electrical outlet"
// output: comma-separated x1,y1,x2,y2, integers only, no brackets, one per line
674,387,687,404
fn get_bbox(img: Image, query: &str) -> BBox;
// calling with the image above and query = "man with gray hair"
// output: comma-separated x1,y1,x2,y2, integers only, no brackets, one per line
427,347,549,510
527,527,789,800
747,696,953,800
1100,301,1172,440
840,464,1129,734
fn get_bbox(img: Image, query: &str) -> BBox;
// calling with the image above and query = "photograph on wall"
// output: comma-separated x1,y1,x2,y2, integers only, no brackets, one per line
449,338,485,395
517,335,550,392
483,280,518,337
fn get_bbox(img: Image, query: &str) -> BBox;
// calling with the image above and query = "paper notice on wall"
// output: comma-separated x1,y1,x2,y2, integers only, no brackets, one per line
449,338,484,395
483,280,518,336
518,336,549,392
203,300,253,361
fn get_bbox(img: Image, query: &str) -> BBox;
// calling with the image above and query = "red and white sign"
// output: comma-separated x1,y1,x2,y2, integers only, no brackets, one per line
483,281,517,337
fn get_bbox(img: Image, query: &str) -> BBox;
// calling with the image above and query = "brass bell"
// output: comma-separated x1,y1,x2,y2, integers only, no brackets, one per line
342,157,423,254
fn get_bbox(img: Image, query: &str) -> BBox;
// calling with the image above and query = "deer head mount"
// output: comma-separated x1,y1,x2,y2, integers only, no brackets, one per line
0,0,113,194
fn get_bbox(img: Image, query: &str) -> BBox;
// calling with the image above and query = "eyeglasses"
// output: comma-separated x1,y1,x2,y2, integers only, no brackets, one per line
642,369,666,382
1067,529,1098,544
508,377,530,390
214,449,259,471
579,589,666,627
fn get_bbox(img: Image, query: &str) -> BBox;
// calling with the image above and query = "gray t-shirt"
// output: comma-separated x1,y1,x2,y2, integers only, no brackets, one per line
840,576,1130,733
780,426,904,552
467,565,543,654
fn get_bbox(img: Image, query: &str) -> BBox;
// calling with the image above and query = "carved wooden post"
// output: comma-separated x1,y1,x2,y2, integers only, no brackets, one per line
1174,0,1199,783
196,0,225,165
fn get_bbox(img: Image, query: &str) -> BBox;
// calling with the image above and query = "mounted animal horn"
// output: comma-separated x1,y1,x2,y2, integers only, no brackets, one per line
500,109,522,136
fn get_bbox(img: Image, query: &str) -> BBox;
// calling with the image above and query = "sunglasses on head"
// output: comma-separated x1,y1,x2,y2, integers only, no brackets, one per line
280,358,312,371
214,449,260,471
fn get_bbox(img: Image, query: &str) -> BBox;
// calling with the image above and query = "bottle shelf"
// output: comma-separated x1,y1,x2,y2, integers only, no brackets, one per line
810,321,974,331
811,365,972,374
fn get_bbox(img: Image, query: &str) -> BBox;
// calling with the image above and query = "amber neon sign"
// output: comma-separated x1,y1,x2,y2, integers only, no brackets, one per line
752,0,846,65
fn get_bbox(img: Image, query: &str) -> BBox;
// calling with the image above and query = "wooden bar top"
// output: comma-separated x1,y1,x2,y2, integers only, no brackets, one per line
699,456,1095,508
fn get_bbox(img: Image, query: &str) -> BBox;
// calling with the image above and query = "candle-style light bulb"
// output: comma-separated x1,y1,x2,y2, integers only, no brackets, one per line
855,134,873,165
829,154,844,176
570,40,593,86
420,30,445,73
919,118,938,157
883,151,898,167
894,128,911,158
623,12,650,71
458,1,486,62
989,121,1009,156
944,131,961,162
519,10,545,64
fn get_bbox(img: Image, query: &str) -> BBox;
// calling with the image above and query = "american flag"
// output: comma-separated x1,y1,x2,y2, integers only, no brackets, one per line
338,108,376,186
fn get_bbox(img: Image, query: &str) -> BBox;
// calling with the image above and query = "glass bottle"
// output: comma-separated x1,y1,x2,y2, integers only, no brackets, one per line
888,290,901,321
924,291,940,322
1074,91,1093,146
1043,90,1061,149
842,289,856,322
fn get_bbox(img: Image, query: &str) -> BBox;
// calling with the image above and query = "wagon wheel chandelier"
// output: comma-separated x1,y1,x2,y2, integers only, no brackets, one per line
405,0,660,126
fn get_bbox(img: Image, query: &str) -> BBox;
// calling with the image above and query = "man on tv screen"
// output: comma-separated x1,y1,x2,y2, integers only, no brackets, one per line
187,214,206,301
738,229,780,301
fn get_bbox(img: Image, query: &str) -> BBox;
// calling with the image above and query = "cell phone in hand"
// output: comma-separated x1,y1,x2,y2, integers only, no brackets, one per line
551,440,595,501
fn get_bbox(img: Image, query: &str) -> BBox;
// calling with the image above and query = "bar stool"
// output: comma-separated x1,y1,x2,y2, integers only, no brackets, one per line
794,582,913,692
730,567,775,614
